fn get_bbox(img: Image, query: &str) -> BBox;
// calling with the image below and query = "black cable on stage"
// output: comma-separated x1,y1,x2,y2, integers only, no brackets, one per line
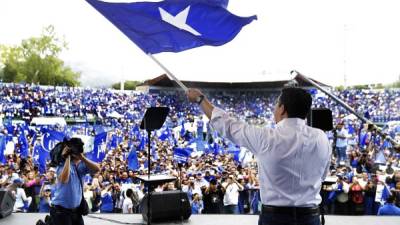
86,214,144,225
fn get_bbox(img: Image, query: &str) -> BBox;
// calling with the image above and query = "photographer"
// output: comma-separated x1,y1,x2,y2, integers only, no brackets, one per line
202,178,225,214
50,138,100,225
222,174,244,214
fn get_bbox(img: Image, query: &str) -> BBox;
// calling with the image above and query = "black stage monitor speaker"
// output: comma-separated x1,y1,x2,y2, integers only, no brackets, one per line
141,190,191,223
0,189,15,218
307,108,333,131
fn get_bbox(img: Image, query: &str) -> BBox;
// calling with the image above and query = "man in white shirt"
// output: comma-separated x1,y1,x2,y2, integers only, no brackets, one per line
335,123,348,165
187,87,331,225
122,189,134,214
13,178,32,212
222,175,243,214
193,172,209,197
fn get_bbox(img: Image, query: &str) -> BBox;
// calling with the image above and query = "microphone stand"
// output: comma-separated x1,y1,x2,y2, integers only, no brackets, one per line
177,162,185,224
139,107,169,225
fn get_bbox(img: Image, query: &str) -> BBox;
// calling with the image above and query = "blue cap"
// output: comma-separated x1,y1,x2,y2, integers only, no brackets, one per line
13,178,23,184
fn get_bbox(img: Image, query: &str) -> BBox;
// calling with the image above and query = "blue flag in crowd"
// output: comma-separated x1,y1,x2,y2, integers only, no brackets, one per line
138,135,146,151
87,132,108,163
180,121,186,137
86,0,256,54
0,135,6,164
110,134,118,149
196,138,205,152
213,142,222,155
18,131,29,159
32,143,40,165
127,146,139,171
159,128,170,141
173,147,192,164
381,185,391,202
227,144,241,162
31,141,48,174
4,123,14,135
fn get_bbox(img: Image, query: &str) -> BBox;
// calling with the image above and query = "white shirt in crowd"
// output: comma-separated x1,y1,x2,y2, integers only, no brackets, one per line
336,128,349,148
193,179,208,197
122,197,133,214
84,190,93,210
210,107,331,207
223,183,240,206
14,188,32,211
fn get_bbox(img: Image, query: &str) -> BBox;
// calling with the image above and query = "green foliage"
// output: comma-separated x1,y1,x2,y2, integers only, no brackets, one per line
388,75,400,88
335,82,396,90
0,25,80,86
112,80,141,90
335,85,345,91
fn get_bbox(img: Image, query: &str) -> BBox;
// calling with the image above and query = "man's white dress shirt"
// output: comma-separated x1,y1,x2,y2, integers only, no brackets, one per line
210,107,331,207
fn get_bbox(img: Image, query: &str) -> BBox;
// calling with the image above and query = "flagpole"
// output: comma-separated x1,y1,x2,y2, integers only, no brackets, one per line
148,54,188,92
291,70,400,152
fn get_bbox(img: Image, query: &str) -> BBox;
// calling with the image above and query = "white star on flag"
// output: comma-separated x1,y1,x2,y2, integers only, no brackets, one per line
33,154,39,162
159,6,201,36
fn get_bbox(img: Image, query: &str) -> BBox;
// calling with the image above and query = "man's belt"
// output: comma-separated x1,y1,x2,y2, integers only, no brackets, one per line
262,205,319,215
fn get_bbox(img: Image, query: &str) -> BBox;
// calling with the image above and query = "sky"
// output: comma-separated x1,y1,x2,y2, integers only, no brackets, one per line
1,0,400,87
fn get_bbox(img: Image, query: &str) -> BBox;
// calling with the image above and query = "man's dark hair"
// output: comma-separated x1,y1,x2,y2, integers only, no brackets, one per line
278,87,312,119
209,179,217,185
126,188,133,198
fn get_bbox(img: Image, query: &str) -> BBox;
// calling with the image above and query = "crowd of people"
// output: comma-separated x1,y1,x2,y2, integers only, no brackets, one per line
0,83,399,216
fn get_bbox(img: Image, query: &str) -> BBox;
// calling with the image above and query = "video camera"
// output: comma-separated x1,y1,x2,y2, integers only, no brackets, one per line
49,137,84,166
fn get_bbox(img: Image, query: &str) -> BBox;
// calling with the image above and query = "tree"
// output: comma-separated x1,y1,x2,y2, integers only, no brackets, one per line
112,80,141,90
388,75,400,88
0,25,80,86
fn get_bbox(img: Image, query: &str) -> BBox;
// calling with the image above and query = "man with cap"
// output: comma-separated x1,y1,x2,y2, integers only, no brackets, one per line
193,172,209,197
187,87,331,225
202,178,225,214
39,185,52,213
13,178,32,212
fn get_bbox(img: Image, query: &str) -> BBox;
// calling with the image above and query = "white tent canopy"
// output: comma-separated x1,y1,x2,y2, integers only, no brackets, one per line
30,117,67,127
107,111,124,119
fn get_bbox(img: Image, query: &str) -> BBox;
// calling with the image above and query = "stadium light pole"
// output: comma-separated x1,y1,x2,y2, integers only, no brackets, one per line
291,70,400,152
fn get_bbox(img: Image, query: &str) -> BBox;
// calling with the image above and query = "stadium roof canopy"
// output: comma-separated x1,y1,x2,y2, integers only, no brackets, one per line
137,74,330,92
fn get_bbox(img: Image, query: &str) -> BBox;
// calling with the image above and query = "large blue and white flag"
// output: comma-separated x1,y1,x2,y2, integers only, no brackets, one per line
41,129,65,152
87,132,108,162
86,0,256,54
173,147,192,164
